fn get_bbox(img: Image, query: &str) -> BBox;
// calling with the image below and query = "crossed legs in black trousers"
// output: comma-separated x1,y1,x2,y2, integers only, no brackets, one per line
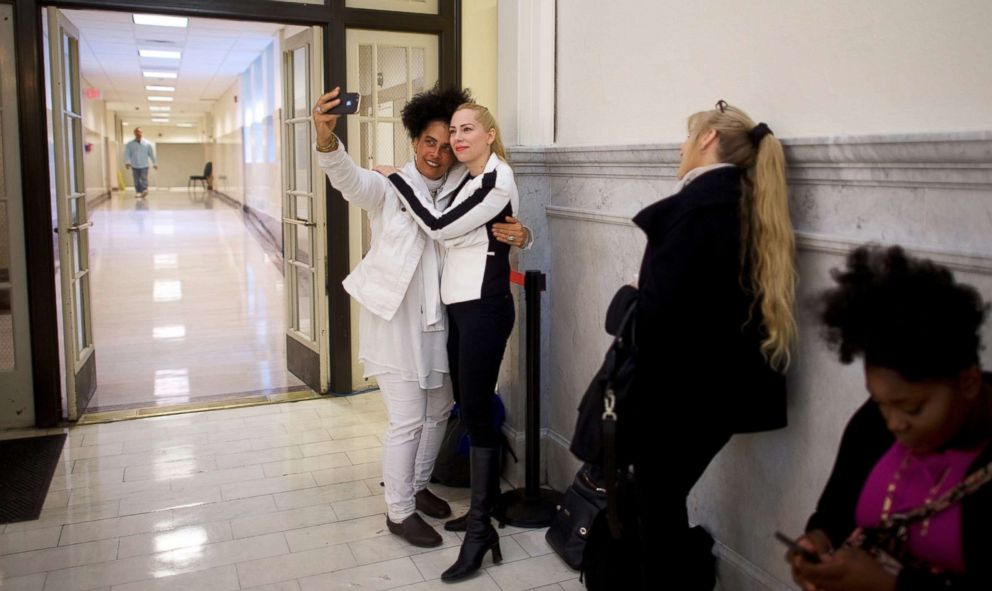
441,295,515,583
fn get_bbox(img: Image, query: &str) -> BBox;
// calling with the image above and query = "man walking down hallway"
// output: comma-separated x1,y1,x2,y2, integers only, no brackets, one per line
124,127,157,198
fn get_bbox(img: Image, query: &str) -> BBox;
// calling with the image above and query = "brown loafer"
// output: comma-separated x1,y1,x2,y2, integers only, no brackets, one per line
415,488,452,518
386,513,443,548
443,511,467,532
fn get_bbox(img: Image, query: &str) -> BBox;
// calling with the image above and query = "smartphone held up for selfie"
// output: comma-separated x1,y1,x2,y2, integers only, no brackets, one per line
774,531,821,564
326,92,361,115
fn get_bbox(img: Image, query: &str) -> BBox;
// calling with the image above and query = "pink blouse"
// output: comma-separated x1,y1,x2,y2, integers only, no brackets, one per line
856,442,983,574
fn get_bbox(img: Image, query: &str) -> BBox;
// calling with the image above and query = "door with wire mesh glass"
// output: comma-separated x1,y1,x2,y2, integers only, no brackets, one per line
344,29,439,390
282,26,329,393
0,4,34,421
48,8,96,420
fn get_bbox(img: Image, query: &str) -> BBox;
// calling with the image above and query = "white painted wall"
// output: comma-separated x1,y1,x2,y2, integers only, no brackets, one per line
242,38,283,230
211,81,245,203
132,125,207,144
554,0,992,145
461,0,498,114
80,77,109,202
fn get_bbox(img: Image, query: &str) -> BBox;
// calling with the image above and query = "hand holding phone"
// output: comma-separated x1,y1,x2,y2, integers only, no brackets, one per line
775,531,821,564
325,92,360,115
315,89,360,116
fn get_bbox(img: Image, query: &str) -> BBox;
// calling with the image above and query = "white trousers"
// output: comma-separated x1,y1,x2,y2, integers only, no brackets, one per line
376,372,454,521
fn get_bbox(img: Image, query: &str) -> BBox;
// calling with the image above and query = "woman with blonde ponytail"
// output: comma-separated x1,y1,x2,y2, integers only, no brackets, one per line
584,101,797,590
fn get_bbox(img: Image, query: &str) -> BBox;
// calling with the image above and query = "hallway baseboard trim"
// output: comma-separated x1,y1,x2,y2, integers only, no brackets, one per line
714,541,794,591
211,191,284,271
211,190,242,209
243,204,284,271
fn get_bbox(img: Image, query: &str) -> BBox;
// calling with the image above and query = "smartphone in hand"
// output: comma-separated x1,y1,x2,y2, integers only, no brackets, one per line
775,531,821,564
327,92,361,115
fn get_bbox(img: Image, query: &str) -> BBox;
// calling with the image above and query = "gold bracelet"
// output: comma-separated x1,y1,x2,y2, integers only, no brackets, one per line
316,134,339,153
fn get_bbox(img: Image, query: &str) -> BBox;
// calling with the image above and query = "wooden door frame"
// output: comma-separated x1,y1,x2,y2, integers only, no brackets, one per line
5,0,461,426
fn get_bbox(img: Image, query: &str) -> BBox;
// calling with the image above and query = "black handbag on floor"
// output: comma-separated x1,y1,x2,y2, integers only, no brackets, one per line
568,285,638,538
545,463,608,570
546,286,640,571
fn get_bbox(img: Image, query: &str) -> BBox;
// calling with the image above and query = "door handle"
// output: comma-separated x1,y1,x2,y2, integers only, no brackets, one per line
67,222,94,232
283,218,316,227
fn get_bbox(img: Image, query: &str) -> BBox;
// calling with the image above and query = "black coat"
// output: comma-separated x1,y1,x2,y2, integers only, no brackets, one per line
626,166,786,434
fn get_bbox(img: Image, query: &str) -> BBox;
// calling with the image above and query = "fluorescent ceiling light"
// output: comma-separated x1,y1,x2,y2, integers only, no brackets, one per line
151,118,170,123
145,85,175,92
149,106,171,112
133,14,189,28
140,49,181,59
148,96,174,102
143,71,178,79
122,122,129,126
177,123,194,127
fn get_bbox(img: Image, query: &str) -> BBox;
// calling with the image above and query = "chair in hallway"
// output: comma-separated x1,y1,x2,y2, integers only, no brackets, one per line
188,161,212,192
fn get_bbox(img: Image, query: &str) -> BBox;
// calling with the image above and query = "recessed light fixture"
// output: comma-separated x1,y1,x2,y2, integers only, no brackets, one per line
148,96,174,102
151,118,170,123
149,106,171,112
145,85,175,92
143,71,178,79
133,14,189,28
122,122,130,126
139,49,182,60
177,123,194,127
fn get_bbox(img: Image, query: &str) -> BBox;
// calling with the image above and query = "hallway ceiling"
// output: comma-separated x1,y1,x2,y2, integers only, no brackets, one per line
63,10,301,127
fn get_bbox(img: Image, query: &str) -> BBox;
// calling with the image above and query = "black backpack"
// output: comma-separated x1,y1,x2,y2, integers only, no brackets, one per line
431,394,514,487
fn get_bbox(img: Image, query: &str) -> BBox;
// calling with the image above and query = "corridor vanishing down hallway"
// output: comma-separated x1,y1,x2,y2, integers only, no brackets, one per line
87,190,304,413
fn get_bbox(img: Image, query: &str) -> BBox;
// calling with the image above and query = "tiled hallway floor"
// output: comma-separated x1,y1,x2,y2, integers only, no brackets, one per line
87,190,304,412
0,392,582,590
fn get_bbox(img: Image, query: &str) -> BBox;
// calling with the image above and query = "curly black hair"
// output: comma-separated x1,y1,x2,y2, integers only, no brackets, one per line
400,85,473,140
819,244,988,381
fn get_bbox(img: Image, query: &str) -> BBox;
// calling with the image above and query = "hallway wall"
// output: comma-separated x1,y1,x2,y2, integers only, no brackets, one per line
153,143,210,187
81,76,110,205
493,2,992,590
212,81,246,204
241,39,283,246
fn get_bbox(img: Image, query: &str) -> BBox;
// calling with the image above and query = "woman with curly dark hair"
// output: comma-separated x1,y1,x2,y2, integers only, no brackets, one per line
310,87,529,549
787,244,992,590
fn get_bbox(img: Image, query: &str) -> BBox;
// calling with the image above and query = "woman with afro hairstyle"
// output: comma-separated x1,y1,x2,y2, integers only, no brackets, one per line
310,86,529,549
787,244,992,590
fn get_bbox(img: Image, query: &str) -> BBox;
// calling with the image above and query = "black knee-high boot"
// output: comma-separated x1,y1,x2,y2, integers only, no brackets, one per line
441,446,503,582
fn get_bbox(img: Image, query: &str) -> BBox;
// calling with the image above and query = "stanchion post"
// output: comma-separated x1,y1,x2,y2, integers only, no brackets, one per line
499,270,562,528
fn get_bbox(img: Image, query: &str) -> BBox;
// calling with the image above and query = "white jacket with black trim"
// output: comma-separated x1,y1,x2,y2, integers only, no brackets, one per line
389,153,519,305
316,139,470,388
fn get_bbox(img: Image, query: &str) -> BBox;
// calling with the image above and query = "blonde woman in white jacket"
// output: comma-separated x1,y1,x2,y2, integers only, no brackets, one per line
311,88,528,549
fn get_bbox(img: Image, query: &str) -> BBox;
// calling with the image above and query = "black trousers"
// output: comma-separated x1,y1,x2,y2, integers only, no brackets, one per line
446,294,515,448
585,421,733,590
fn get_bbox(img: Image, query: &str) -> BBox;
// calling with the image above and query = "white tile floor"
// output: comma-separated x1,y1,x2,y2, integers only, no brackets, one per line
87,190,303,411
0,392,582,590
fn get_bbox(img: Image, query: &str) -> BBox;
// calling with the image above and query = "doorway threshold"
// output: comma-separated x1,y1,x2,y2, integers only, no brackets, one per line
76,386,320,425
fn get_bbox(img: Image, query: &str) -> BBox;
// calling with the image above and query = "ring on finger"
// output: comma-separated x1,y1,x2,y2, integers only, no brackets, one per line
315,106,322,113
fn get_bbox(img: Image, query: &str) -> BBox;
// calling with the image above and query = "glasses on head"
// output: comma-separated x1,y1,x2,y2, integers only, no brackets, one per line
715,100,728,113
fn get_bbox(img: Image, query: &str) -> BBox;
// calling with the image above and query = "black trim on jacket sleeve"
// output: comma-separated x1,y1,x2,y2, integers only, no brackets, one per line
389,170,497,230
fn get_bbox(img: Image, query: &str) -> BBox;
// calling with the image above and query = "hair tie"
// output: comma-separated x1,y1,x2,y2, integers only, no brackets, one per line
751,122,773,147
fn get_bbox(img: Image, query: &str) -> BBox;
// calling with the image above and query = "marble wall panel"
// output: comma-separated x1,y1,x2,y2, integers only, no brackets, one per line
503,131,992,589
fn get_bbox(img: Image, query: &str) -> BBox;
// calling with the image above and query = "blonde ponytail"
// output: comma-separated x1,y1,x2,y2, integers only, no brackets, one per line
688,103,797,371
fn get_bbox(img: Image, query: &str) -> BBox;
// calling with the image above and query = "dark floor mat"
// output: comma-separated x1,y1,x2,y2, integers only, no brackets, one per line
0,433,67,523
